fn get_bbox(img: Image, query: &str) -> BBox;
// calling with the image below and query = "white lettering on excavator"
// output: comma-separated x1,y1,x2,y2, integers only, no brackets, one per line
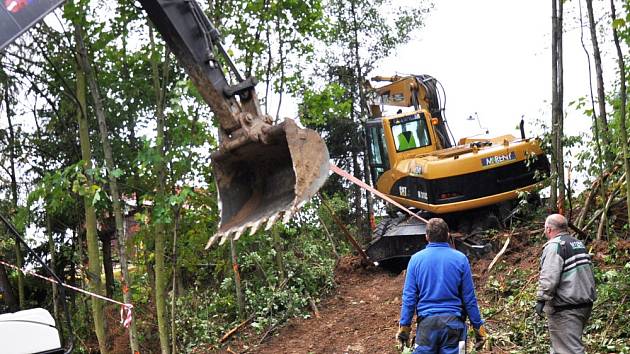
481,151,517,167
417,191,427,200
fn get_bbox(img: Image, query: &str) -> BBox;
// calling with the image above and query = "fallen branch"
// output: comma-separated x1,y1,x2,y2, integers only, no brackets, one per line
488,236,511,272
568,222,589,240
307,294,320,319
597,180,623,240
319,194,370,262
220,314,256,344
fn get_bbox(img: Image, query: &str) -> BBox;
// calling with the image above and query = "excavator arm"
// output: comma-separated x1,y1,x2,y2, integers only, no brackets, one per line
1,0,330,245
139,0,329,245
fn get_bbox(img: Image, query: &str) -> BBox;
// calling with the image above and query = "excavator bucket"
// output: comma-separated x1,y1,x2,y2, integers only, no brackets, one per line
206,119,329,247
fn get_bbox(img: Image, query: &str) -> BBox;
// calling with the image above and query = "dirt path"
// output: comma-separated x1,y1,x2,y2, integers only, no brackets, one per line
250,257,405,354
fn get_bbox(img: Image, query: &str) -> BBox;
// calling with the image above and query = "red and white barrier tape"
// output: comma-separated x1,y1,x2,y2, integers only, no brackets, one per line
0,259,133,328
329,163,428,224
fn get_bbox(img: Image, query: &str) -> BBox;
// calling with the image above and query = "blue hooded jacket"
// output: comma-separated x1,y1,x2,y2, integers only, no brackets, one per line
399,242,483,328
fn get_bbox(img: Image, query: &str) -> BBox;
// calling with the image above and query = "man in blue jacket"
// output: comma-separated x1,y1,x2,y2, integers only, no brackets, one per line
396,218,487,353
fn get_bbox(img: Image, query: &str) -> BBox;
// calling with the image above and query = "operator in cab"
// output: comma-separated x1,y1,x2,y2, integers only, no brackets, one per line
396,218,488,353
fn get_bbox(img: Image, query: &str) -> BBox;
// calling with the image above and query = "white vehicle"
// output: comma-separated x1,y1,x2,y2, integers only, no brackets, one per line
0,308,63,354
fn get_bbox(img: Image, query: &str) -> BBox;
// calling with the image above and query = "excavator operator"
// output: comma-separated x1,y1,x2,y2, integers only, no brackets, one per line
396,218,488,353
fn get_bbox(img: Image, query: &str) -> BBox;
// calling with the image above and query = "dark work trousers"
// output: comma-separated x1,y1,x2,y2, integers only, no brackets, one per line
548,306,592,354
413,315,466,354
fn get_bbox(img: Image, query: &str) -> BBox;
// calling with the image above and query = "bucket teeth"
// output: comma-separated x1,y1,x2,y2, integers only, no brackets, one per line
265,213,280,231
233,226,247,241
249,220,263,236
205,233,221,249
218,232,231,246
282,210,293,224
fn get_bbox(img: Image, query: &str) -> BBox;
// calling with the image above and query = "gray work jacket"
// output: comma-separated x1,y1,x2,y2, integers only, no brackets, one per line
536,232,596,310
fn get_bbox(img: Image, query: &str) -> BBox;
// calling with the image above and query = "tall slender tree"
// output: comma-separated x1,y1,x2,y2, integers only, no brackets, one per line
551,0,565,212
610,0,630,226
73,22,109,354
149,24,171,354
586,0,612,164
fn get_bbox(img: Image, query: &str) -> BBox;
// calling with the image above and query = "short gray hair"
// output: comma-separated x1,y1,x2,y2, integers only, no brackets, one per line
545,214,568,232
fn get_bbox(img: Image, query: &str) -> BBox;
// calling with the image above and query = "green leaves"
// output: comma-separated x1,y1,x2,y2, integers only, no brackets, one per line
300,83,352,127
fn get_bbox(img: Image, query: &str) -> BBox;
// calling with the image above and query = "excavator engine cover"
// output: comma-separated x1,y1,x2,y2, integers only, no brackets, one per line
208,119,329,246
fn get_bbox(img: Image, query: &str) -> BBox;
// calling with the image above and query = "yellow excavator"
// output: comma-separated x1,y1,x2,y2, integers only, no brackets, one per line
364,75,549,267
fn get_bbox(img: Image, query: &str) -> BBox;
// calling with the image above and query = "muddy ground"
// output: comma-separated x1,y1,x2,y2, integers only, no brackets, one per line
215,229,547,354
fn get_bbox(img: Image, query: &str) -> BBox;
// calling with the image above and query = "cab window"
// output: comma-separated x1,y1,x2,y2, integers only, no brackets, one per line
366,123,390,184
390,113,431,152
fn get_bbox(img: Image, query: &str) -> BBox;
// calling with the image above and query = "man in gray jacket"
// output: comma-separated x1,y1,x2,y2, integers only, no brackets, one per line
536,214,596,354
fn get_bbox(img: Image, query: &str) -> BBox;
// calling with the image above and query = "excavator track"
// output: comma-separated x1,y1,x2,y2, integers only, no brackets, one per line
367,210,496,271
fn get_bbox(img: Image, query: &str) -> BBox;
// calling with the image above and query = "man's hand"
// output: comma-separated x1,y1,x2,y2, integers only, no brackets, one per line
396,325,411,348
535,300,545,317
474,325,488,350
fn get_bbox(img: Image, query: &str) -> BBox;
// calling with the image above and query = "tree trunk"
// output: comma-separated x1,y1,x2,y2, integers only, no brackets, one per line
100,231,115,299
551,0,565,212
171,208,181,354
230,236,246,320
272,225,286,285
610,0,630,227
350,0,374,237
0,265,19,312
46,216,60,329
4,86,25,309
586,0,612,164
556,0,565,213
76,18,140,351
150,24,171,354
74,23,109,354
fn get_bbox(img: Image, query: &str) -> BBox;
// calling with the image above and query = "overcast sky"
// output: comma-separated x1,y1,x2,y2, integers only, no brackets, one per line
374,0,616,142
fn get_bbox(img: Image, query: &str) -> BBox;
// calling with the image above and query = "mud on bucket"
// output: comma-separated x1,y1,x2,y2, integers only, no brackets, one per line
206,119,329,247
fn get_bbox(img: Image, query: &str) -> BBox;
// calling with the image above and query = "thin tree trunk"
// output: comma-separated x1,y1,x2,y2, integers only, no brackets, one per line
272,225,286,285
230,236,245,320
610,0,630,226
551,0,565,212
351,151,363,223
150,25,171,354
556,0,565,213
170,207,181,354
46,216,60,328
100,231,115,299
74,22,108,354
75,18,140,351
0,265,19,312
586,0,612,163
274,14,285,122
350,0,374,237
578,0,608,230
4,86,25,309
